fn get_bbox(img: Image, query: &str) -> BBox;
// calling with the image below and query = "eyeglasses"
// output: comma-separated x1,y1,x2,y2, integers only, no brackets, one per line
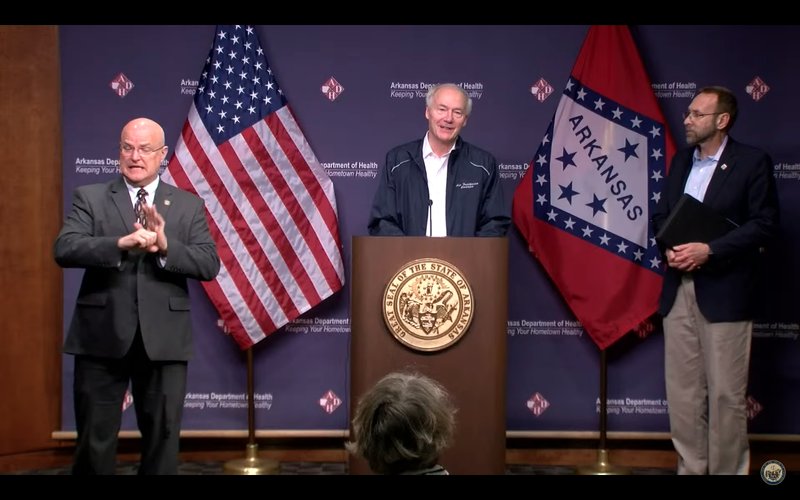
682,110,724,121
120,144,166,156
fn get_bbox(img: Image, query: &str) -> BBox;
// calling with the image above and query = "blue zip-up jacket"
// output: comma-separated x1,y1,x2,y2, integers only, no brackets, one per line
368,137,510,237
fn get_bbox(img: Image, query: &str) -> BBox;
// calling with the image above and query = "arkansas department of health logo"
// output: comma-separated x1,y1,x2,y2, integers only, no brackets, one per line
760,459,786,485
382,258,474,352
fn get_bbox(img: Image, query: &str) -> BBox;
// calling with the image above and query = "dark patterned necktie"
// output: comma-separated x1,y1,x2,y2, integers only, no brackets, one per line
134,188,148,228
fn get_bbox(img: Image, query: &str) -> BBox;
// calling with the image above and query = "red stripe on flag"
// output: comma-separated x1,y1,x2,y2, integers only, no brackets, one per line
263,112,344,291
275,110,343,248
168,148,278,340
203,207,277,343
213,137,305,317
176,123,293,327
185,134,300,323
200,277,255,348
238,123,324,305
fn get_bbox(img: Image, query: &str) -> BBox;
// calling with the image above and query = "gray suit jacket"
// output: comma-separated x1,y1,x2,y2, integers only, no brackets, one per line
55,177,220,361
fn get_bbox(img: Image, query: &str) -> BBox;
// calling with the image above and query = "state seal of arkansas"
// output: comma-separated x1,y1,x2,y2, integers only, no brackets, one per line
382,258,474,352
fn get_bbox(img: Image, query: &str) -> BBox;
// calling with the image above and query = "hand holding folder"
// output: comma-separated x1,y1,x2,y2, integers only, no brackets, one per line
655,194,738,249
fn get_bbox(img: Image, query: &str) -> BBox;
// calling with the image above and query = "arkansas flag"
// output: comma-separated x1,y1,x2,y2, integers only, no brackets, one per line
163,25,345,349
512,25,676,350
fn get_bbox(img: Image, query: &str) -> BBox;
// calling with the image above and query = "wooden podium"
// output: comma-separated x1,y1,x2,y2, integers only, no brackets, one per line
349,236,508,475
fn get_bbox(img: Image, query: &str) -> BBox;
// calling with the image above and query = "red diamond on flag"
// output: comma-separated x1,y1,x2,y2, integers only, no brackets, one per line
745,76,770,102
321,77,344,101
110,73,134,98
530,77,554,103
526,392,550,417
319,389,342,414
746,395,763,420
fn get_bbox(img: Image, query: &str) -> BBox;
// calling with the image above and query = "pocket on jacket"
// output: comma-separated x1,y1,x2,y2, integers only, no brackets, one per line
169,296,191,311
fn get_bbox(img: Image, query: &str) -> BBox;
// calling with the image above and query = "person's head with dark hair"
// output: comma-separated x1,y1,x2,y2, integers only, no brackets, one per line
682,85,740,153
347,371,456,475
696,86,738,131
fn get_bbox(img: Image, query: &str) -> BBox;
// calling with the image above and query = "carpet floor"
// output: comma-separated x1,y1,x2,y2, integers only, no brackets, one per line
5,461,675,475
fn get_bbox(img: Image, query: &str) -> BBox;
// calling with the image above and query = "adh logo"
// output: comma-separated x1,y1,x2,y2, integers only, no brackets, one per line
746,394,763,420
110,73,134,98
530,77,554,103
746,76,770,102
319,390,341,414
382,258,474,352
527,392,550,417
321,76,344,101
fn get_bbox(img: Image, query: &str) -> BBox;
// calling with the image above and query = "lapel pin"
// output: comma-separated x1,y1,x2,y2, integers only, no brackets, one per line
164,199,171,206
720,163,728,171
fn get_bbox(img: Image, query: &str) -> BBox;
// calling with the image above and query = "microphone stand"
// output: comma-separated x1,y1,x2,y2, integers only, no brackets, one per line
427,199,433,237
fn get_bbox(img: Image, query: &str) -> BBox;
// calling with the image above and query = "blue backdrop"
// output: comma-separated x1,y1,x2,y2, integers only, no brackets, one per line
59,25,800,437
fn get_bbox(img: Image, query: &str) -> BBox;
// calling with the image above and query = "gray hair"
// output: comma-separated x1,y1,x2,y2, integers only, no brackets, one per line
346,371,456,474
425,83,472,116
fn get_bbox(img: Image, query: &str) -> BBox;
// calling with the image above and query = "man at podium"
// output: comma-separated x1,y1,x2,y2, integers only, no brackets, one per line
367,83,510,237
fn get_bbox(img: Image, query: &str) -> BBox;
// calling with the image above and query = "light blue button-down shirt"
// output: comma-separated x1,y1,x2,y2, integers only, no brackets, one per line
683,135,728,202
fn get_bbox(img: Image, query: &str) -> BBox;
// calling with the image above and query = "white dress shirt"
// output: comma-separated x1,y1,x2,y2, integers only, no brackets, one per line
422,133,454,237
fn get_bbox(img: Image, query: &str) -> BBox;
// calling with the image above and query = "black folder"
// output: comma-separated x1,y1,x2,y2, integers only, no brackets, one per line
655,194,738,248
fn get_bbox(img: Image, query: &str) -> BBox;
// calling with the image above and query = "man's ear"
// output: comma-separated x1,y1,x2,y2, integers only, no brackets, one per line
716,113,729,131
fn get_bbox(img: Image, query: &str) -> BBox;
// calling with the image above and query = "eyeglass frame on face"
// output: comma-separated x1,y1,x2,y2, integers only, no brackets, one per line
120,143,166,157
682,110,725,121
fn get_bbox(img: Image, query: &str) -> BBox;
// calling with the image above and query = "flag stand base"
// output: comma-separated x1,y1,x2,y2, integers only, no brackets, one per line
576,448,629,475
576,346,630,475
223,443,280,475
223,348,280,474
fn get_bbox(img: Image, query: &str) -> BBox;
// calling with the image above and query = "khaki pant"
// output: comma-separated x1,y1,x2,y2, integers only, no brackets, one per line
663,275,751,475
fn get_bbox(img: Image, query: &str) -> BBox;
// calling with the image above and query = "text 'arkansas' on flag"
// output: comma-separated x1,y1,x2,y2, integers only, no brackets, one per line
163,25,345,350
512,25,677,350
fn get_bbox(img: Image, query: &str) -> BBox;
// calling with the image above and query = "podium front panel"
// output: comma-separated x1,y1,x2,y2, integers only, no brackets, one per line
349,236,508,475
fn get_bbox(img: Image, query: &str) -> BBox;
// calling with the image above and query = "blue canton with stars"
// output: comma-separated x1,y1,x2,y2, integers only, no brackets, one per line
195,25,287,145
532,77,666,274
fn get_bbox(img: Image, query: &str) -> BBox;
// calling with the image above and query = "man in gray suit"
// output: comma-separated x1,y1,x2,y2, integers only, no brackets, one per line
55,117,220,474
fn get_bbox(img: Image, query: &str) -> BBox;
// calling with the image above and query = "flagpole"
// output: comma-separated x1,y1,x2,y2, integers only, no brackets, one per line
223,347,280,475
577,347,629,475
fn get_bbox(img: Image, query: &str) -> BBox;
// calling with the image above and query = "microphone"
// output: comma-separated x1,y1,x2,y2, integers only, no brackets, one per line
427,199,433,237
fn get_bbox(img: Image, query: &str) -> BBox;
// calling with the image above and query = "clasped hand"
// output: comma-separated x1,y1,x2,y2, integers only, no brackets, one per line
118,204,168,255
666,242,710,272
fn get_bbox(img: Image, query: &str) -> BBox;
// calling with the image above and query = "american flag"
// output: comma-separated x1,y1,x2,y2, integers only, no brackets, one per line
163,25,345,349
